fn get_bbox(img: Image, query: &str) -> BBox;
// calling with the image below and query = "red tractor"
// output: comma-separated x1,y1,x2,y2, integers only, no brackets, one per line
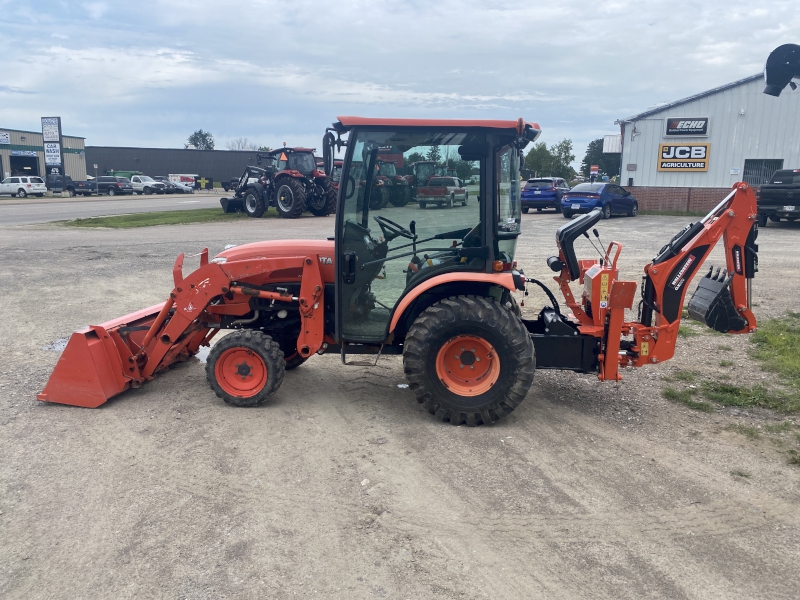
39,117,759,427
406,160,437,201
223,147,336,219
373,160,412,208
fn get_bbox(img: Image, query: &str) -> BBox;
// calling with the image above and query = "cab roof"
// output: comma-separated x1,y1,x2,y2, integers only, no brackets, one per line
335,116,541,137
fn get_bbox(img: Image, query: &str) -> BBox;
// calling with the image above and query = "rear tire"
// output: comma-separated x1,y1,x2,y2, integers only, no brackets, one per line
522,206,529,214
108,187,116,196
68,188,76,197
244,188,266,218
307,178,337,216
462,191,468,206
17,189,27,198
389,186,411,207
563,210,573,218
275,178,306,219
537,208,542,212
769,215,781,223
447,194,454,208
206,331,285,407
419,201,427,209
757,214,768,227
403,295,535,426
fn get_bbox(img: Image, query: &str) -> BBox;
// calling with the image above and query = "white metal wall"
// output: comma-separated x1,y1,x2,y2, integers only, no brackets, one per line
620,78,800,187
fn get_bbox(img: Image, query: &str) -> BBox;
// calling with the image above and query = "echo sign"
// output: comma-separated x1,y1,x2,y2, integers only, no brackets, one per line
657,143,710,172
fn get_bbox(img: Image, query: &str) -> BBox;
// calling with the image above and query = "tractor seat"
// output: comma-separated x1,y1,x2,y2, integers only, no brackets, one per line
555,209,603,280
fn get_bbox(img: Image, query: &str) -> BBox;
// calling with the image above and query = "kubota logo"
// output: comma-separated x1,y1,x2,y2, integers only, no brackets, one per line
318,256,333,265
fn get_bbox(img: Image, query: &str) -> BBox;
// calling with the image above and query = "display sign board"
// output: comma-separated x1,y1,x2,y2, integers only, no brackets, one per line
41,117,64,184
11,150,38,157
590,165,599,174
657,143,711,172
665,117,709,137
0,132,9,144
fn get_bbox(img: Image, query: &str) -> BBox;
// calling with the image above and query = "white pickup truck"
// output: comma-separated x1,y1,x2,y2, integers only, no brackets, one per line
130,175,167,195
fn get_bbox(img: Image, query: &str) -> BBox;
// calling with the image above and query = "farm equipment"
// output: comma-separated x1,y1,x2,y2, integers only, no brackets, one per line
406,160,437,200
221,147,336,219
373,160,412,208
39,117,759,426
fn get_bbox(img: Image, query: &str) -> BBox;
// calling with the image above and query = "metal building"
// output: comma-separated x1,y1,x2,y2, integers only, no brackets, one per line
84,146,274,186
609,74,800,212
0,128,87,180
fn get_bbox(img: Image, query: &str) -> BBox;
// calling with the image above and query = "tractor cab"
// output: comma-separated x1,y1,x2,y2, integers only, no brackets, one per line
324,117,540,343
407,160,437,199
269,147,319,176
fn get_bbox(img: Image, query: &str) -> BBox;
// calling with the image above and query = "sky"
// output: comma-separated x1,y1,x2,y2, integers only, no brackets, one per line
1,0,798,165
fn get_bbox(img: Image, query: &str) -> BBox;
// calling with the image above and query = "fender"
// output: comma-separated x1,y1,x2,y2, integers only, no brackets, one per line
388,272,516,333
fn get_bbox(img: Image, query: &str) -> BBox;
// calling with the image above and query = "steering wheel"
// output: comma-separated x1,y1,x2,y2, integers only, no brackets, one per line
373,216,414,242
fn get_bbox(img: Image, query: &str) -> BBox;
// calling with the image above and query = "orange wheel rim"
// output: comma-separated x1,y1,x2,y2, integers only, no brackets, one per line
215,348,267,398
435,334,500,396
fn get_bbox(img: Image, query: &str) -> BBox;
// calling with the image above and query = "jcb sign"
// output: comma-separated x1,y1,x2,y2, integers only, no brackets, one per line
657,143,710,172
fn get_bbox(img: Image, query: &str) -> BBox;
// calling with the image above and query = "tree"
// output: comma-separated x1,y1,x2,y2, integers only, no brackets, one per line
406,152,426,165
523,139,576,180
186,129,215,150
257,146,272,152
226,137,257,151
426,145,441,163
580,138,621,177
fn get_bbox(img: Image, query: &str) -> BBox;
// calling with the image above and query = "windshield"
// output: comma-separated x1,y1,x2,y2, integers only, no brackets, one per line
379,162,396,177
415,163,435,184
570,183,604,193
333,165,342,183
287,152,317,174
340,130,483,341
140,176,154,182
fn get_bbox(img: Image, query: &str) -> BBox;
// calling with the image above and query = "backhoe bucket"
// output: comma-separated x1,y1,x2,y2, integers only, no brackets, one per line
687,267,747,333
38,304,165,408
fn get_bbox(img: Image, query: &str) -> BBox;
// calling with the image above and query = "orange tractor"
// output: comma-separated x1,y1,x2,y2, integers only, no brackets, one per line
39,117,759,425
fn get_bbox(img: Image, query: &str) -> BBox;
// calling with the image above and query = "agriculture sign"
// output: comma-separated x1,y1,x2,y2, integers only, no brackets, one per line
657,143,710,172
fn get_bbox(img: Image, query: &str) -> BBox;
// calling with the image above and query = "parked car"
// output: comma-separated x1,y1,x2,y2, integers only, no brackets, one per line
756,168,800,226
0,175,47,197
521,177,569,213
130,175,166,195
561,183,638,219
96,176,134,196
416,176,468,209
46,174,97,197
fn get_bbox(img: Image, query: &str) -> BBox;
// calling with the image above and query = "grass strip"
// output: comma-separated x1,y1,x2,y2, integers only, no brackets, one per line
61,207,273,228
750,312,800,389
701,381,799,413
662,387,714,412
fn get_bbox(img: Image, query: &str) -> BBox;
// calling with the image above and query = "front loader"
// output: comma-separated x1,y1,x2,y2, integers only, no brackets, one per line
39,117,759,425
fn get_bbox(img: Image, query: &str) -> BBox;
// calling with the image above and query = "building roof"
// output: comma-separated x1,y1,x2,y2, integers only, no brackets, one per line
335,116,541,133
616,73,763,123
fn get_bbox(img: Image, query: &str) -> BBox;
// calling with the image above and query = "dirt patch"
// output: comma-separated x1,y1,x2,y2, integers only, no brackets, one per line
1,214,799,599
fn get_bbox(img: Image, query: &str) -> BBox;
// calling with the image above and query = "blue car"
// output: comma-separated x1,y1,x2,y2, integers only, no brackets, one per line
521,177,569,213
561,183,638,219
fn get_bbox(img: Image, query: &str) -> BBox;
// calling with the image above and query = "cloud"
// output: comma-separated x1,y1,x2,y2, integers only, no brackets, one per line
82,2,107,20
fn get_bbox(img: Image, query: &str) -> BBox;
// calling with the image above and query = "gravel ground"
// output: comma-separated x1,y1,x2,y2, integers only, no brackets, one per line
1,211,799,599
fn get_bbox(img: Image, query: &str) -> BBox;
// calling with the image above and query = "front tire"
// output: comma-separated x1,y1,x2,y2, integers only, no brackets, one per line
206,331,285,407
244,188,266,218
403,296,535,426
389,186,411,207
419,201,427,209
275,178,306,219
17,189,27,198
757,214,768,227
628,201,638,217
601,203,612,219
563,210,573,218
522,206,529,214
68,188,76,197
308,178,337,216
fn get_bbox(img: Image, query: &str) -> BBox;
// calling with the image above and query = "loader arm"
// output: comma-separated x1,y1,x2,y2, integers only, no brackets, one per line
38,251,327,408
552,182,758,381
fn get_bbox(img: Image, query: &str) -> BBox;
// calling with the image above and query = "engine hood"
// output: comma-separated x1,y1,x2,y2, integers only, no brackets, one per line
215,239,336,283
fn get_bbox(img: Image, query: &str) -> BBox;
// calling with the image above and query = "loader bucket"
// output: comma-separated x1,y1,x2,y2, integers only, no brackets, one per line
687,267,747,333
38,303,165,408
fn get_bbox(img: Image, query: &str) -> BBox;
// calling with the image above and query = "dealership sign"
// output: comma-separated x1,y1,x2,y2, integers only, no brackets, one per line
657,143,710,172
0,132,9,144
665,117,709,136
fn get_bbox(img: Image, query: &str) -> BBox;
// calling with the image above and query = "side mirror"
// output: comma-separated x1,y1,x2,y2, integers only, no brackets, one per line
322,131,336,176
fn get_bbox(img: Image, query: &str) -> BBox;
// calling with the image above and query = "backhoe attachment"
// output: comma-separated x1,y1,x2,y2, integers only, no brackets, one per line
687,267,747,333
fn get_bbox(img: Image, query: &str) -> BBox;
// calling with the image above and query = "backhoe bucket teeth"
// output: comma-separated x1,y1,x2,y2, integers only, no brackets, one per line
687,267,747,333
38,304,165,408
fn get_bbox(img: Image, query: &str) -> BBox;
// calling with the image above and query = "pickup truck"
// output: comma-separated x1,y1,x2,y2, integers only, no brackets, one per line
416,176,468,209
130,175,166,195
757,168,800,226
46,174,97,197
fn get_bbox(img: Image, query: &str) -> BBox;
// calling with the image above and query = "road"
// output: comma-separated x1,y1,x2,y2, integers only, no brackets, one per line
1,213,799,599
0,192,225,225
